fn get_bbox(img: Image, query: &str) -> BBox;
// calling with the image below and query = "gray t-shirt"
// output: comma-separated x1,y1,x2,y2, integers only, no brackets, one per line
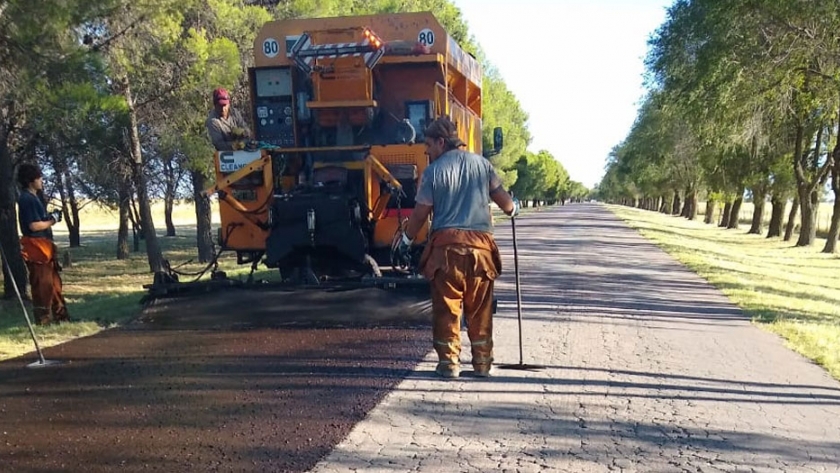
415,148,503,234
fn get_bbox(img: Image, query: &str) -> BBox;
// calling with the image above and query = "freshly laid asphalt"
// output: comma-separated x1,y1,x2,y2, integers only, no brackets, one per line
309,203,840,473
1,203,839,472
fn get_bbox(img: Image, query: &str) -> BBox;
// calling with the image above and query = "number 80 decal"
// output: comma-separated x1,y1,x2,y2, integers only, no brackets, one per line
418,28,435,47
263,38,280,58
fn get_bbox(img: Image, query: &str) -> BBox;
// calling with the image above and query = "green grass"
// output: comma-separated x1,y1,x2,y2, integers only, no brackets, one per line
608,204,840,381
0,200,271,362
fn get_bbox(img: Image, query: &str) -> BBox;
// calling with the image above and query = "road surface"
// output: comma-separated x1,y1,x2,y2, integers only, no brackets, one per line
310,203,840,473
1,203,838,472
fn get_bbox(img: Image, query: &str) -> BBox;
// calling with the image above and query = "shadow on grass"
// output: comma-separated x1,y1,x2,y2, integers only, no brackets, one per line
0,291,144,340
745,305,840,325
616,208,840,260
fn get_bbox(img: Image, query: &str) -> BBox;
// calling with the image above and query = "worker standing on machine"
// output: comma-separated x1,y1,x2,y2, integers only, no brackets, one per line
399,116,520,378
205,87,252,151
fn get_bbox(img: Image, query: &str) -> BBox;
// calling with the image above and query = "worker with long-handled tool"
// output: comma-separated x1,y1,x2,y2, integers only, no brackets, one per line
16,163,70,325
399,116,519,378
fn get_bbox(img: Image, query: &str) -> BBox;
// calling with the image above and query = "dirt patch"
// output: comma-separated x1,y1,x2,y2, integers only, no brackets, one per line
0,287,433,472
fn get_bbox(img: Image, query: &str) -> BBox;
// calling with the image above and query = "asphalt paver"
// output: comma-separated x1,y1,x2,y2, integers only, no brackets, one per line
309,203,840,473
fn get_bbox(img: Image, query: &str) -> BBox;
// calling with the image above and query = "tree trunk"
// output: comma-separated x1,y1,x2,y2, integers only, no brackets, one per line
659,195,669,213
128,191,142,252
796,186,819,247
66,179,81,247
784,197,799,241
689,194,698,220
823,152,840,253
163,154,179,237
766,195,784,238
728,192,744,229
680,187,691,217
50,150,80,246
791,115,832,246
747,195,764,235
671,190,680,215
124,79,164,272
117,179,131,260
823,110,840,252
191,170,214,263
56,166,83,248
704,199,716,224
719,201,732,228
823,197,840,253
684,188,697,220
0,105,27,299
164,195,176,237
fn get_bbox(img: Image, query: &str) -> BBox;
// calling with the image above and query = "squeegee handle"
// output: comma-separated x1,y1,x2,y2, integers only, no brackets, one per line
511,216,524,365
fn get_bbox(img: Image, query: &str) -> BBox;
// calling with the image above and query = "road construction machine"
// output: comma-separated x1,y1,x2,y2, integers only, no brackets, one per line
145,11,503,299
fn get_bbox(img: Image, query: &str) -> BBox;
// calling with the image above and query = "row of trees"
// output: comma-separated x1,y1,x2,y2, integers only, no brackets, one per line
597,0,840,253
0,0,581,299
510,150,588,206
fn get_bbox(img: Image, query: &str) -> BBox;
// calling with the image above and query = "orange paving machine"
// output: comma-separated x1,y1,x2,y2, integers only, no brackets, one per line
147,11,503,298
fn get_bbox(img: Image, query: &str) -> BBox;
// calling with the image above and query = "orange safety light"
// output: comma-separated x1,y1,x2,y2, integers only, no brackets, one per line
363,27,383,49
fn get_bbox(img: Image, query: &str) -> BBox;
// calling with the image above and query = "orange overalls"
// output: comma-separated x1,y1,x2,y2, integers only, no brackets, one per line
20,236,69,325
419,228,502,372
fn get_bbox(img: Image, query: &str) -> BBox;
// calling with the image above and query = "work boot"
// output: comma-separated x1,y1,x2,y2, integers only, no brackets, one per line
435,362,461,378
53,308,72,323
473,364,493,378
34,308,52,326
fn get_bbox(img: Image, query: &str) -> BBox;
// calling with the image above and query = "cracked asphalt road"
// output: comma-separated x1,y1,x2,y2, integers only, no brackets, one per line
309,203,840,473
2,203,838,472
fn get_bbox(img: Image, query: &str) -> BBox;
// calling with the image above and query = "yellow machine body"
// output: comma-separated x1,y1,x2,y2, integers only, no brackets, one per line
207,11,489,278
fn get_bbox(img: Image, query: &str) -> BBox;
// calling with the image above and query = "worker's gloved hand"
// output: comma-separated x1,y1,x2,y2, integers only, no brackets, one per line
231,127,247,140
50,209,62,223
509,198,521,217
397,231,412,255
232,140,246,151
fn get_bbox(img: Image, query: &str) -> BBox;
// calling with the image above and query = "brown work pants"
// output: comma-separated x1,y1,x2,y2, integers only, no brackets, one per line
26,260,69,325
430,247,496,371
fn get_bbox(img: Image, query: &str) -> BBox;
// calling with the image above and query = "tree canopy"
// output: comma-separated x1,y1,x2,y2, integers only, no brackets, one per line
0,0,579,297
599,0,840,251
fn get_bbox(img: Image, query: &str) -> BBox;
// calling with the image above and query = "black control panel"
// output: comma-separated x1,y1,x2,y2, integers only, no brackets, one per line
255,99,295,147
252,67,296,147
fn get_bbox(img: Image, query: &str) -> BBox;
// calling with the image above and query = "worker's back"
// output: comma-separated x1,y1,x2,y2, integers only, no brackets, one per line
416,148,499,234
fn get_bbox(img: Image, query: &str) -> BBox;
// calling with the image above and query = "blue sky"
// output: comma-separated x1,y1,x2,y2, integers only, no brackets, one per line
452,0,674,188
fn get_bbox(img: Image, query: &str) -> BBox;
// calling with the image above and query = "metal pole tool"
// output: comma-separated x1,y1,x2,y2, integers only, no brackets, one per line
0,243,65,369
498,214,545,371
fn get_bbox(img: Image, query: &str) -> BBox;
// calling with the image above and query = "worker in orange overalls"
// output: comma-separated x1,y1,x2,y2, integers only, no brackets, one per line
16,163,70,325
399,116,520,378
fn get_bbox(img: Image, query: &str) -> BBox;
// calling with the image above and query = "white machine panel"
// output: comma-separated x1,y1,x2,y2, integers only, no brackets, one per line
218,150,263,173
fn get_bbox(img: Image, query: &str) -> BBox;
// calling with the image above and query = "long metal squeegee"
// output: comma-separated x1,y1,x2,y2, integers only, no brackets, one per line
142,273,430,303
